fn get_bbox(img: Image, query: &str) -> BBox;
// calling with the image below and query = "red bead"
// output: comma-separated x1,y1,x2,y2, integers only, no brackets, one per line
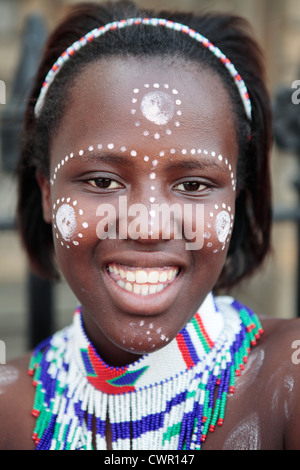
209,425,215,433
250,340,257,346
202,416,207,423
201,435,207,442
27,369,34,377
229,386,235,394
31,409,40,418
218,418,224,426
235,369,241,377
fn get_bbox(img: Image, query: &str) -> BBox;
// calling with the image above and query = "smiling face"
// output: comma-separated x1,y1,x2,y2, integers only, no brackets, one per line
40,56,239,366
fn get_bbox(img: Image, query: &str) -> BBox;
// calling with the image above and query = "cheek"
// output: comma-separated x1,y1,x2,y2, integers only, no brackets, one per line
206,204,235,253
52,197,93,250
184,200,235,254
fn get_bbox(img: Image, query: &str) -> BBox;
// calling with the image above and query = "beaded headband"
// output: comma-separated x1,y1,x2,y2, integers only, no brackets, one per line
34,17,252,120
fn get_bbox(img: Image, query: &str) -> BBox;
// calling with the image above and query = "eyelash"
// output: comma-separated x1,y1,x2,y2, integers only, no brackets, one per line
87,178,124,190
174,181,209,193
86,177,210,194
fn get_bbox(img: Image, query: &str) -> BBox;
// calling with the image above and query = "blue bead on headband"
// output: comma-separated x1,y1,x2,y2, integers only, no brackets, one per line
34,17,252,120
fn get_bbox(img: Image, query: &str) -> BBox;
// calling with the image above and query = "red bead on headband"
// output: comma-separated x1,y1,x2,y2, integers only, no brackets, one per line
34,17,252,120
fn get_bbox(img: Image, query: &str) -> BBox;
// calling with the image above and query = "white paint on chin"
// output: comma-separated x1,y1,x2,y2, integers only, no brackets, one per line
56,204,77,241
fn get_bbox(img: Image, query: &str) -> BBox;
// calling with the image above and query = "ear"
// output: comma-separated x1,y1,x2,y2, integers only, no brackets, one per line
36,169,52,224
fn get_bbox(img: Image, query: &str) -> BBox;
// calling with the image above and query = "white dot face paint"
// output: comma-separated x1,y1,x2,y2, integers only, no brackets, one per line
215,210,231,244
53,198,89,248
140,90,175,126
56,204,77,242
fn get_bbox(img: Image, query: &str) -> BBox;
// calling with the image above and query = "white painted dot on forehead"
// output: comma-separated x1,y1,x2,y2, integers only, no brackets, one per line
130,83,183,139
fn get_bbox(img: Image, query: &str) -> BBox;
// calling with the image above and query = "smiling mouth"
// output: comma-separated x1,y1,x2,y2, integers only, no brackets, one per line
107,263,180,296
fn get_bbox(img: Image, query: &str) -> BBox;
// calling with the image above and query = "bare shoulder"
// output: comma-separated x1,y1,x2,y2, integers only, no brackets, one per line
0,353,36,450
260,316,300,449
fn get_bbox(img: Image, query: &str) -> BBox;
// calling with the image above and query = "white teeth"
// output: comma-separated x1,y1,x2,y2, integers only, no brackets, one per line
113,265,119,275
136,270,148,284
125,282,133,292
109,264,179,295
119,268,126,279
149,284,157,294
148,271,159,284
126,271,135,282
141,285,149,296
159,271,168,283
133,283,141,294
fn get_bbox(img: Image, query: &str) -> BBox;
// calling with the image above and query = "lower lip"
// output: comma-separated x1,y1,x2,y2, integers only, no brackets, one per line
103,265,181,316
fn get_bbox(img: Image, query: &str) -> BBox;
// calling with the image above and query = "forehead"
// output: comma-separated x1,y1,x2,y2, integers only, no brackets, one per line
50,56,238,158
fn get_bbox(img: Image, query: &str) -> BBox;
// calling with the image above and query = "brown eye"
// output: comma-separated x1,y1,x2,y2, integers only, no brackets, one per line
176,181,207,192
88,178,123,189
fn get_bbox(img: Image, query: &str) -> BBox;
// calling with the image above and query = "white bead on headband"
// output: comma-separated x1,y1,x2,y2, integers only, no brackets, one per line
34,17,252,120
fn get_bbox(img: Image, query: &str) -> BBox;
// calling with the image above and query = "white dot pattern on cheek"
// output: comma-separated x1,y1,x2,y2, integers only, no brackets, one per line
53,198,89,249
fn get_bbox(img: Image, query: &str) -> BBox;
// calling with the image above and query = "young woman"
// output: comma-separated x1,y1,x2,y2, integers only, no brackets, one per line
1,1,299,450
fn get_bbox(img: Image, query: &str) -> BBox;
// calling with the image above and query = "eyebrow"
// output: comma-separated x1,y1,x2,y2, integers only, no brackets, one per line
81,151,130,165
166,159,227,172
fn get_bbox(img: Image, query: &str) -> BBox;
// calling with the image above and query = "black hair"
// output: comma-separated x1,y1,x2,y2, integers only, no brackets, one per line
17,0,273,290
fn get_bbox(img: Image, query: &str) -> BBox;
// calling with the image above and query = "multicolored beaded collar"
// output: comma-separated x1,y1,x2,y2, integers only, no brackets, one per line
34,17,252,120
28,294,263,450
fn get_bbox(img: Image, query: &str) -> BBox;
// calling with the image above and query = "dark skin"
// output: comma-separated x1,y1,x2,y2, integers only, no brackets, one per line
1,57,300,450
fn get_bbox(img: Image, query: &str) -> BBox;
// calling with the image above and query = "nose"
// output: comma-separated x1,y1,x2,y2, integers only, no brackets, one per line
118,195,183,243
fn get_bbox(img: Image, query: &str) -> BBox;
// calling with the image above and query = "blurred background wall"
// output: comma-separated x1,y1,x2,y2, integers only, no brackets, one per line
0,0,300,360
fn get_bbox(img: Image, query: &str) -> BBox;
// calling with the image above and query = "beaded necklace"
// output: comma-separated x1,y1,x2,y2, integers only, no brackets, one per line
28,294,263,450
